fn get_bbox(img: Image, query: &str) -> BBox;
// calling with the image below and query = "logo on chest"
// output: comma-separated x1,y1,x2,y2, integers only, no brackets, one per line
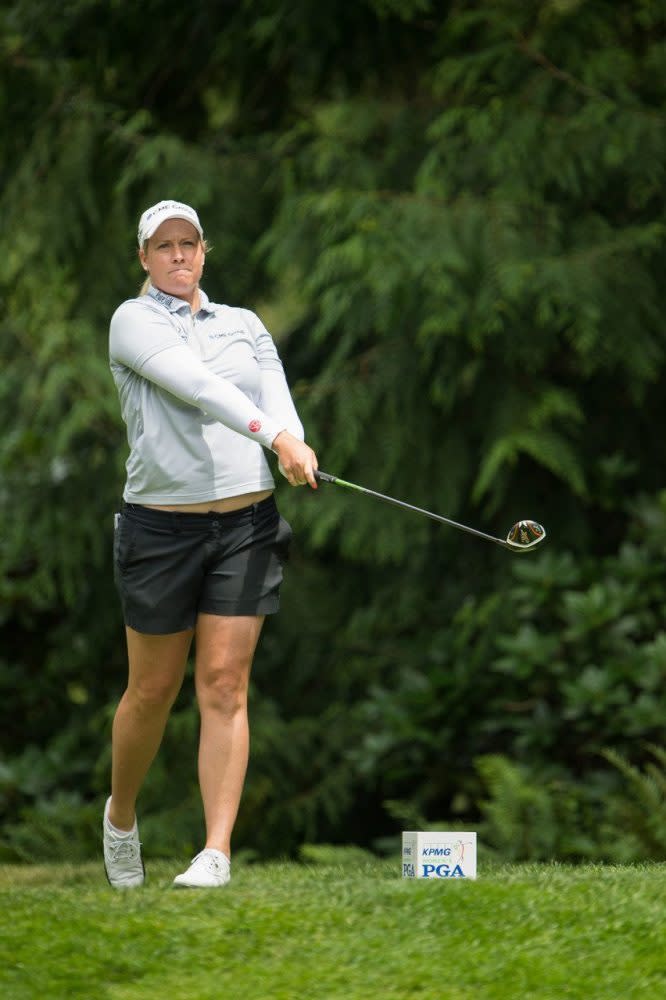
208,329,246,340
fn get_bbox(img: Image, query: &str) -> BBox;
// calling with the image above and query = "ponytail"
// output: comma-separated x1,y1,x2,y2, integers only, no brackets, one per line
138,239,151,295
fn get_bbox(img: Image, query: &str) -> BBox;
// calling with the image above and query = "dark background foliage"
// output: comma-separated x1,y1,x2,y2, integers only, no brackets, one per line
1,0,665,862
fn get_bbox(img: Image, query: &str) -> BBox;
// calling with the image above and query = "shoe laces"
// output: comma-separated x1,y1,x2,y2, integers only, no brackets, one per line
191,850,228,874
109,840,141,863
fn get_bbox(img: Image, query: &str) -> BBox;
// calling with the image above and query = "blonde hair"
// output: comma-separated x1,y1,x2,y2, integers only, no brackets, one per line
138,236,211,295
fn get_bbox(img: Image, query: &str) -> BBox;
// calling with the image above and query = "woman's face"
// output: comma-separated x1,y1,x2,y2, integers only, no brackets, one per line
139,218,205,303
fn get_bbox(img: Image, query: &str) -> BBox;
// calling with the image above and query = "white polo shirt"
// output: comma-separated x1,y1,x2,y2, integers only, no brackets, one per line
109,285,304,504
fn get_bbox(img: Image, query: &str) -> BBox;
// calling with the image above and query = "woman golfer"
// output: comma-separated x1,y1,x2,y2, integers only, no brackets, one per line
104,199,318,888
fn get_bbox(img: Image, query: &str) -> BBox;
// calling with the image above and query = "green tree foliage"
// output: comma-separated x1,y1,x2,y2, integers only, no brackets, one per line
267,0,664,554
475,742,666,864
0,0,664,859
350,492,666,826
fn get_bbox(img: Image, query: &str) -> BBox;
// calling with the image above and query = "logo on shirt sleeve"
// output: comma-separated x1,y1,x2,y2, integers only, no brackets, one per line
248,419,262,433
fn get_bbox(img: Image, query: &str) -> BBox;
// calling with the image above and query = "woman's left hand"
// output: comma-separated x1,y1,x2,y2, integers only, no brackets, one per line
272,431,319,488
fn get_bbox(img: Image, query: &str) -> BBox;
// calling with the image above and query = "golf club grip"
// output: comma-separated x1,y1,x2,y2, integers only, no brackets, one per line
314,471,337,484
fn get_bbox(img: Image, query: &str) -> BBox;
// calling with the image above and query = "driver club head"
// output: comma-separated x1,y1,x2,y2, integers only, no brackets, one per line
505,520,547,551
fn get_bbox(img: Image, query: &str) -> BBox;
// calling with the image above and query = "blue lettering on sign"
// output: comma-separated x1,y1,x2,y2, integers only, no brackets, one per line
422,847,451,856
403,863,415,877
421,863,466,878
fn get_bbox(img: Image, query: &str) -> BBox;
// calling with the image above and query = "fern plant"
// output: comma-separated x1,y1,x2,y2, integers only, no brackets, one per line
475,754,597,862
601,745,666,861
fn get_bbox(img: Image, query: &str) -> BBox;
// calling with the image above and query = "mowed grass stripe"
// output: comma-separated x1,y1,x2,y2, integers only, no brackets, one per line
1,861,665,999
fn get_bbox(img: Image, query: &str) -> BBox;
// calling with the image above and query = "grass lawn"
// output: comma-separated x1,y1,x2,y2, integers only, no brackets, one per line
1,856,665,999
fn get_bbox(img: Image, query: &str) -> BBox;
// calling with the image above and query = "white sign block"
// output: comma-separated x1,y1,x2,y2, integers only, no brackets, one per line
402,831,477,880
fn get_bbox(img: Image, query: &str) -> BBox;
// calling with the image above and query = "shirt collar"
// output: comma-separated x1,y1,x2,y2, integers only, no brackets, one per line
146,284,215,316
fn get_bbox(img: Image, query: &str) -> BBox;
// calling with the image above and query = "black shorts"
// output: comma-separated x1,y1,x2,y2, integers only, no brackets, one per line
113,495,292,634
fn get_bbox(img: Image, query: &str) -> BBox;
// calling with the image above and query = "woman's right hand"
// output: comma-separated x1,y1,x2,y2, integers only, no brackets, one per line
271,431,319,488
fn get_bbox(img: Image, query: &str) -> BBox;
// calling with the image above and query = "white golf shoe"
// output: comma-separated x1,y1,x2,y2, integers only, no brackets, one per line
173,848,231,888
103,797,145,889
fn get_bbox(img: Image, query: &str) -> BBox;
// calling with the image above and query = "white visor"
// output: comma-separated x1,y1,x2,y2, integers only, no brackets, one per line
137,200,203,246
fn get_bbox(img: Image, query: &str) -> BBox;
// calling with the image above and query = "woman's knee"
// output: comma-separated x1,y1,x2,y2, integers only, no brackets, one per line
125,676,182,714
197,669,247,717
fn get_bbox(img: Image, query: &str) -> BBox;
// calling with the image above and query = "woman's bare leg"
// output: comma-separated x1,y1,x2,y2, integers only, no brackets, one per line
194,613,264,857
109,626,193,830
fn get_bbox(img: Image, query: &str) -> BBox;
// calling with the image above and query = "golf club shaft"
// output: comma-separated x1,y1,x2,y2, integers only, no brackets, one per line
314,470,509,548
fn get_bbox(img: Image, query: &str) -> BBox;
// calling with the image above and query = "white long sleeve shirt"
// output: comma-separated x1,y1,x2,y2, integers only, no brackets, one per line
109,285,304,504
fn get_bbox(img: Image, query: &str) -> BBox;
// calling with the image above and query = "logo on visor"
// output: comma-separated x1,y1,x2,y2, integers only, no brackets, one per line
248,419,262,433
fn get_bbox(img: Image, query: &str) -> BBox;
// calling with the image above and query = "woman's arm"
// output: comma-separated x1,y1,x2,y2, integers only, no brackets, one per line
139,344,285,450
259,368,305,441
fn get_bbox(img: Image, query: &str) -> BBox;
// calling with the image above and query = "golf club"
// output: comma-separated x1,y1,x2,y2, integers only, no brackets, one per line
314,471,546,552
